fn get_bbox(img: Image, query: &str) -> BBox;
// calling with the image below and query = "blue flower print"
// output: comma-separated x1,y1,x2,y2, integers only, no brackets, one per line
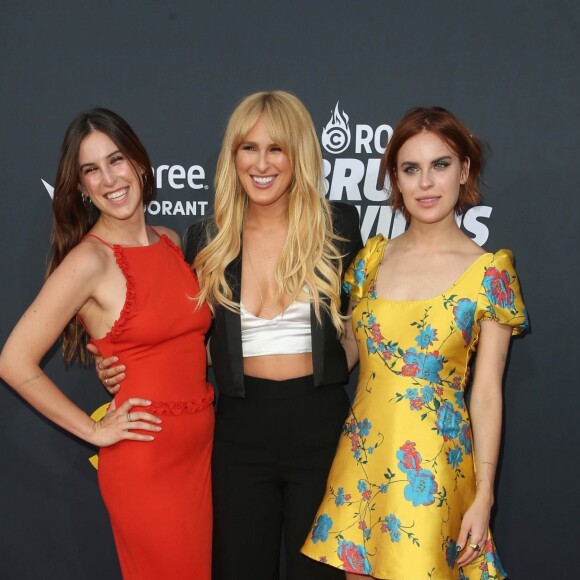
379,484,388,493
357,480,368,493
459,423,473,455
357,418,372,437
342,280,352,295
520,307,530,331
344,418,357,436
454,390,465,410
421,385,435,403
311,514,333,543
367,446,374,454
446,447,463,469
446,539,458,568
403,468,438,506
335,487,346,507
404,388,419,400
453,298,476,345
415,324,438,348
402,348,444,384
435,401,463,441
353,258,366,286
385,513,401,542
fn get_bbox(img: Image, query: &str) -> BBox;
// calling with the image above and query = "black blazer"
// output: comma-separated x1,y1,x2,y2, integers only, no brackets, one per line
184,202,363,398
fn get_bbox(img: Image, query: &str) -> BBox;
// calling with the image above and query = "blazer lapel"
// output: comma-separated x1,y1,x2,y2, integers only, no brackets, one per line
224,252,244,388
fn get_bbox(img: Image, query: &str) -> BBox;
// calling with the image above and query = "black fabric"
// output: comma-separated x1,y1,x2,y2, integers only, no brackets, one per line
184,201,363,398
211,376,348,580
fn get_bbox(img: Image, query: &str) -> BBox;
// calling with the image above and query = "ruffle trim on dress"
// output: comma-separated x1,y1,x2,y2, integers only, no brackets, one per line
108,245,137,339
159,234,184,260
147,388,214,416
159,233,201,296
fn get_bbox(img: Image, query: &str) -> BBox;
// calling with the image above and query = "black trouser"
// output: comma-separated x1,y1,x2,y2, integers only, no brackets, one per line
212,375,349,580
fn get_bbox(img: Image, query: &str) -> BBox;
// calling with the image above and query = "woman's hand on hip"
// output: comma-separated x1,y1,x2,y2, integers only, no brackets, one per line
89,398,162,447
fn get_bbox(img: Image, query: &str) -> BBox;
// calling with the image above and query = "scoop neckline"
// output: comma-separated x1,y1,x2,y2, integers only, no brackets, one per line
369,236,492,304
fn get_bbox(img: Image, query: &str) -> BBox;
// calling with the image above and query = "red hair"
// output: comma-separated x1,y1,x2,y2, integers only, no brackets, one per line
379,107,484,220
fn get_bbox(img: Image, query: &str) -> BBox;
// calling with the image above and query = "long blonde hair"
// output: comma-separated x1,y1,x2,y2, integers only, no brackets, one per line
195,90,345,335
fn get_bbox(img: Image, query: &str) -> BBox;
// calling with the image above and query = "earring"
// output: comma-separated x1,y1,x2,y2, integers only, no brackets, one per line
81,193,92,208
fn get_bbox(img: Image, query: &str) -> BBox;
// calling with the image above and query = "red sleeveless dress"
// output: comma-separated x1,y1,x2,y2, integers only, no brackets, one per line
87,230,213,579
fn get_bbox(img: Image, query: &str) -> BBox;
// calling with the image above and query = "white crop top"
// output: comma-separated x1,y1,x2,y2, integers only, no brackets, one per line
240,300,312,357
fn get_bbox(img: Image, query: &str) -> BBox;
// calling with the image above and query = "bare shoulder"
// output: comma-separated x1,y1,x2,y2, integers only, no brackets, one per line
32,239,110,315
152,225,181,248
56,238,111,279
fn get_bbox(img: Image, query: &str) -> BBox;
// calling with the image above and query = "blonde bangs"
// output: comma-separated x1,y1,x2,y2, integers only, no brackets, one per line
194,91,346,336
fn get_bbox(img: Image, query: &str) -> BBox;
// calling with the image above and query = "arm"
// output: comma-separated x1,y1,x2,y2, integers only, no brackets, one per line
456,319,512,567
341,301,359,372
0,247,160,446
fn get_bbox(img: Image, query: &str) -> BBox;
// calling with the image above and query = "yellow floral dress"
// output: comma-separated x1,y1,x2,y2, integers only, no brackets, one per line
302,235,528,580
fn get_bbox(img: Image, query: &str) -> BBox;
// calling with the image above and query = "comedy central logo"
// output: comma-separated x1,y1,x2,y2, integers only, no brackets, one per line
321,102,351,155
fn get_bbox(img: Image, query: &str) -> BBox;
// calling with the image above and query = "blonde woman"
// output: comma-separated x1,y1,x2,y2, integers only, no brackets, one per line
98,91,362,578
187,91,362,579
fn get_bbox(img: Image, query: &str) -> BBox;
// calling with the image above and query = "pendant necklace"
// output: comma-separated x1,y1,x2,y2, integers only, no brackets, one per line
243,234,284,321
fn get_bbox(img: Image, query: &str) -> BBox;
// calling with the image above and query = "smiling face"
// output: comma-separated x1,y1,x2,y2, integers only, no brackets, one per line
396,131,469,225
78,130,144,222
235,115,293,211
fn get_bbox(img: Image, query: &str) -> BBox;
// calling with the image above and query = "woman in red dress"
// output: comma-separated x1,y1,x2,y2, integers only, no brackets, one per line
0,109,213,579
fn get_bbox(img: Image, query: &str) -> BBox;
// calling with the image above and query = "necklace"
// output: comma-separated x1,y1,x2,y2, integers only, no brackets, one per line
243,234,283,320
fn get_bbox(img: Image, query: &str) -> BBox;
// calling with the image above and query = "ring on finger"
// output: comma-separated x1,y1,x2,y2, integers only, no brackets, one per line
98,362,103,370
468,542,481,551
105,378,109,386
127,412,132,422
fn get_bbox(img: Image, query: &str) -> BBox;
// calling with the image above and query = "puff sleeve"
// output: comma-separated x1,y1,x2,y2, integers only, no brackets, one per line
342,235,386,303
474,249,529,335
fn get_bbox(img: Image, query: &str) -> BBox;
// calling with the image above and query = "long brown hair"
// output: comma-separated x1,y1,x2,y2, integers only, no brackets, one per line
47,108,155,365
380,107,484,220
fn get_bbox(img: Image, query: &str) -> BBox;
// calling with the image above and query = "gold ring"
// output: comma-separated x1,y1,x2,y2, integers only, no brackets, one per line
98,362,103,370
468,542,480,551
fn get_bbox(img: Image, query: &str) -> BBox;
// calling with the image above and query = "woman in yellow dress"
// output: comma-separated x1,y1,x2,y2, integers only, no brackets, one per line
302,107,528,579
